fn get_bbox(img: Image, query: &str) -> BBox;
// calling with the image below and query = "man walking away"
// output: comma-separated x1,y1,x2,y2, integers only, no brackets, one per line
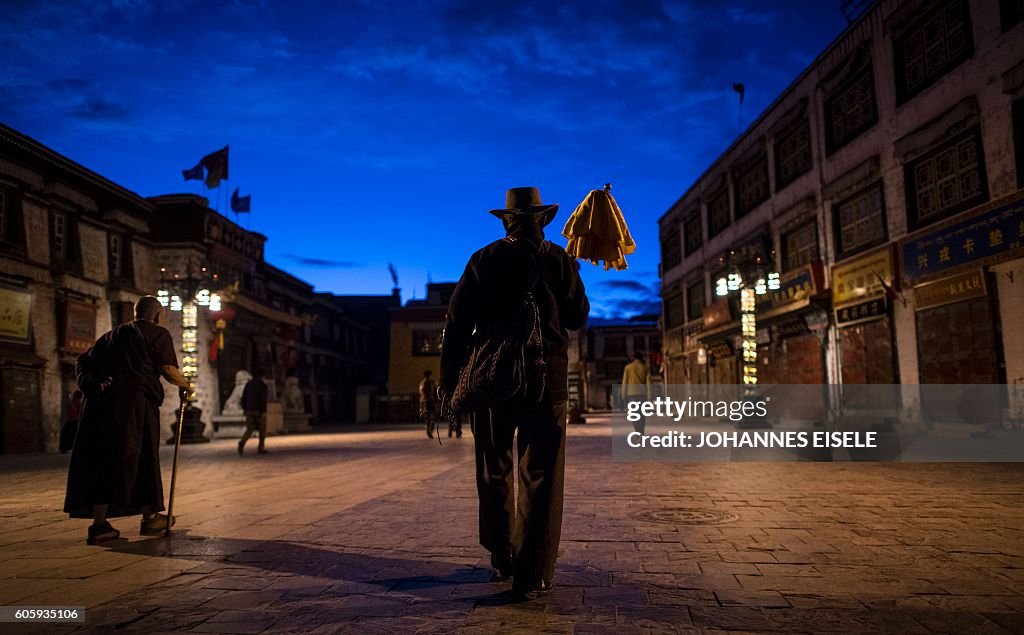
622,351,651,434
238,369,270,456
440,187,589,600
64,295,193,545
419,370,439,439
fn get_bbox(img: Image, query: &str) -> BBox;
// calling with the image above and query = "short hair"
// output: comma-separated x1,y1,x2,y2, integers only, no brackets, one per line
423,370,433,377
253,368,267,379
633,351,646,361
134,295,163,321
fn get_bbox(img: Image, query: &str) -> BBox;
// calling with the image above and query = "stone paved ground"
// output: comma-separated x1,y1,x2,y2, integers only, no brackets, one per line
1,418,1023,633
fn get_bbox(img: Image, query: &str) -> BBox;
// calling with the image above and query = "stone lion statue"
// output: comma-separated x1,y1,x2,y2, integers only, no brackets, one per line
221,370,252,416
283,376,305,413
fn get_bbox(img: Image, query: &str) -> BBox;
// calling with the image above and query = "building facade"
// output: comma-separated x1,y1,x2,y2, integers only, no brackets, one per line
586,317,662,409
0,126,396,452
660,0,1024,397
383,282,454,421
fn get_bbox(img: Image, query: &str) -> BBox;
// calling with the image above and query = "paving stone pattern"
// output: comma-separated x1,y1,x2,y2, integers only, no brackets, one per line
1,420,1022,633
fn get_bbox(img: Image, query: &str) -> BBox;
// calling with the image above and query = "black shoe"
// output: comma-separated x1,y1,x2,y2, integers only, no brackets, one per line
86,522,120,545
257,448,268,455
489,553,513,582
140,513,175,536
448,427,453,438
237,441,244,456
511,578,553,600
425,424,434,439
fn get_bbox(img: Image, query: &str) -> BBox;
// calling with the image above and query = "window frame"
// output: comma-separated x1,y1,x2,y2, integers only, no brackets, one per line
684,212,702,256
904,126,988,231
824,61,878,155
782,221,819,273
411,328,443,356
774,117,812,191
733,153,770,218
833,183,889,261
707,189,730,238
664,290,684,330
893,0,974,104
661,224,682,271
686,280,705,322
603,335,627,358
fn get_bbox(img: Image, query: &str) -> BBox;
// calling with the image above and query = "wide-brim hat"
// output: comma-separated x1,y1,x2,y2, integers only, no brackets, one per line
489,187,559,225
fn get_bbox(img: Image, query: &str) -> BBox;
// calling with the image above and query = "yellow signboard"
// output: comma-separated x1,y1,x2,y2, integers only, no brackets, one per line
0,287,32,342
832,246,893,307
913,269,987,311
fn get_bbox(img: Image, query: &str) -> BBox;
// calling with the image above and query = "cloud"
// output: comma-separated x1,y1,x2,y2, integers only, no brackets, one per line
283,254,360,268
70,97,130,121
600,279,650,294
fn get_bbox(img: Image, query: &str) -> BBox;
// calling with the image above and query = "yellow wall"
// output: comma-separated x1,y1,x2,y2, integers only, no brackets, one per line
387,320,443,395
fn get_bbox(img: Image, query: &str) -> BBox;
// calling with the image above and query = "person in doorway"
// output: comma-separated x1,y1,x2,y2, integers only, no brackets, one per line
622,351,651,434
238,368,269,456
64,295,193,545
440,187,589,600
419,370,439,438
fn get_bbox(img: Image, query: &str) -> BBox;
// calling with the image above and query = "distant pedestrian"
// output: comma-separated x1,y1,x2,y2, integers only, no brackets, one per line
64,295,193,545
440,187,589,600
59,389,84,454
238,369,269,456
419,370,439,438
622,351,651,434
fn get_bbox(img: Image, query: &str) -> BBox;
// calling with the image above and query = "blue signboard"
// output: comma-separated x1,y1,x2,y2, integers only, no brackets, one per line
902,195,1024,282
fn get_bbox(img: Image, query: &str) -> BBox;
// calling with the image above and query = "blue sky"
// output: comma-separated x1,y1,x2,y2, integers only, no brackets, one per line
1,0,847,318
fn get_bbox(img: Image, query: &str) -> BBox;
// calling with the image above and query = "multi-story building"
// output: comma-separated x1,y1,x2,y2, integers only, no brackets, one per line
0,123,160,453
0,125,397,452
586,316,662,409
383,282,454,421
660,0,1024,393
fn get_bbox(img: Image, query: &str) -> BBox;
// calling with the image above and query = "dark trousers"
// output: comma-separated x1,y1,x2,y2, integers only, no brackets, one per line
473,398,567,583
240,412,267,450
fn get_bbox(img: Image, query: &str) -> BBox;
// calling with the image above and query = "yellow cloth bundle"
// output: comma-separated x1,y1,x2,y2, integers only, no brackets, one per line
562,188,636,271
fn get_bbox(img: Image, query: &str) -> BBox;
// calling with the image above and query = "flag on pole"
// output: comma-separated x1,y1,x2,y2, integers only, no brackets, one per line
201,146,229,188
732,82,745,104
181,161,204,181
230,187,251,213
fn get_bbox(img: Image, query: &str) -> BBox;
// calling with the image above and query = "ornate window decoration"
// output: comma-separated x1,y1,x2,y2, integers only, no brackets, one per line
775,118,812,190
412,328,443,355
834,184,887,259
684,212,702,256
686,280,705,322
734,153,769,218
824,49,877,154
707,189,730,238
895,0,973,103
661,224,681,271
906,127,987,229
782,221,819,272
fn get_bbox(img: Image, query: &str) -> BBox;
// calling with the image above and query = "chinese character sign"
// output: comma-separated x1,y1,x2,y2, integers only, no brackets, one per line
0,287,32,342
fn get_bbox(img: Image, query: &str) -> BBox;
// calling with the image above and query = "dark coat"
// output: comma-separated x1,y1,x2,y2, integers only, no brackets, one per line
64,320,177,518
441,227,589,402
241,377,269,413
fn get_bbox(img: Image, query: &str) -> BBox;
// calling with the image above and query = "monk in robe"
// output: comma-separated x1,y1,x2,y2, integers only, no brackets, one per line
64,295,193,545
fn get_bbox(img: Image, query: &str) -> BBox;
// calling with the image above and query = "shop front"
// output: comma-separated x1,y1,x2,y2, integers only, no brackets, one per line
699,300,737,385
0,283,44,453
754,261,830,386
900,191,1024,422
832,246,899,387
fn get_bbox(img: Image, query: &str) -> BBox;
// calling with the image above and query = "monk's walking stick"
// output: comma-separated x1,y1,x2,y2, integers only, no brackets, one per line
165,390,187,537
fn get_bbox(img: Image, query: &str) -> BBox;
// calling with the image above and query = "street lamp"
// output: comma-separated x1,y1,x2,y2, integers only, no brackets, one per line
157,265,222,444
715,249,779,387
